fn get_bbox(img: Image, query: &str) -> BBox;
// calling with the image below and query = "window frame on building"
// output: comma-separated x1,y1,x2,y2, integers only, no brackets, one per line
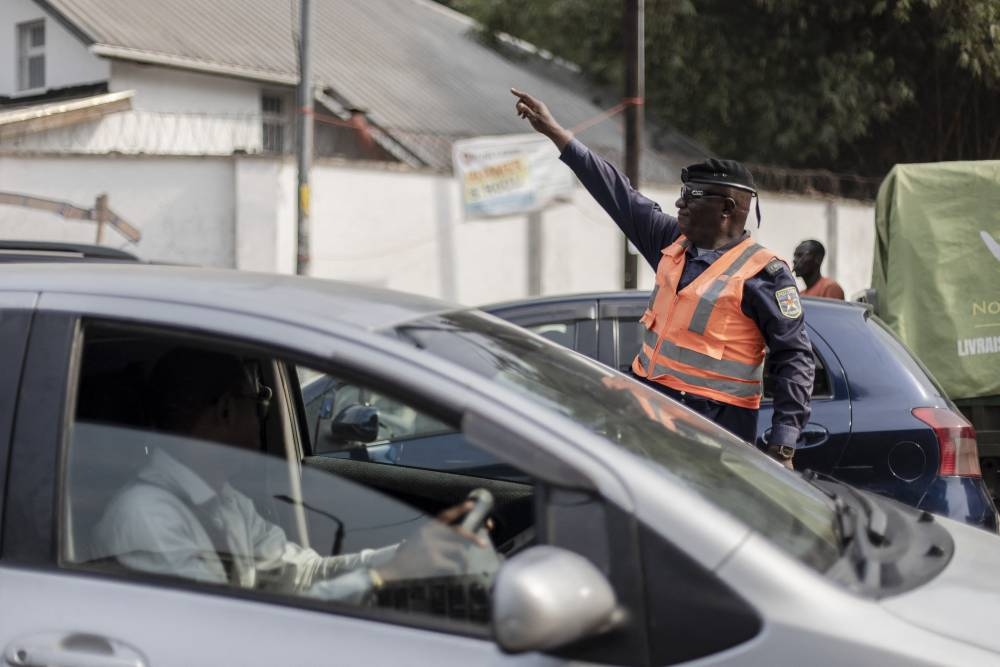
261,92,288,154
17,19,46,92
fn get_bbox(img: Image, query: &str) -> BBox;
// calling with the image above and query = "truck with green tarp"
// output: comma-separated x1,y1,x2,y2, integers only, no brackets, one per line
869,160,1000,500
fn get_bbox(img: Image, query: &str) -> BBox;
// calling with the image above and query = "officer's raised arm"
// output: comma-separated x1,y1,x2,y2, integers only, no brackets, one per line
511,88,677,266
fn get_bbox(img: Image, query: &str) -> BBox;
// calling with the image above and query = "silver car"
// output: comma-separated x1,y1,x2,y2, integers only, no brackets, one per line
0,263,998,667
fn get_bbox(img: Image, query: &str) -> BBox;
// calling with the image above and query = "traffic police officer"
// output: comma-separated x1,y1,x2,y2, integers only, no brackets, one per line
511,88,815,469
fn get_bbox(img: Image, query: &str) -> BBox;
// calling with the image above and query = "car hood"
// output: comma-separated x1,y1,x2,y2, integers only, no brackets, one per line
880,516,1000,653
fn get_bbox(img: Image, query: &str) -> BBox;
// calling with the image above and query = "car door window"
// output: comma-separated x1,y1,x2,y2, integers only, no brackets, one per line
762,347,832,400
527,320,578,348
62,323,534,629
297,368,528,483
614,318,645,372
299,368,451,452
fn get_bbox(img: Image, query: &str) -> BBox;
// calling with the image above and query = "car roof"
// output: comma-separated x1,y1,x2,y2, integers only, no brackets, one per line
0,263,459,332
486,290,873,319
486,291,641,310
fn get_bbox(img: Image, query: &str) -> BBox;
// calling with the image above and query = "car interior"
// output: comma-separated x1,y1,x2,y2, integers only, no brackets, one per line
65,323,537,624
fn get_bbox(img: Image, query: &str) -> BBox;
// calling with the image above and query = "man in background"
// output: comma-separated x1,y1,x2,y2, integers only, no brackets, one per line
793,240,845,300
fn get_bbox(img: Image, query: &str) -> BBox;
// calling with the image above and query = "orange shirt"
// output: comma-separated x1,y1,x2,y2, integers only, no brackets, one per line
802,276,845,300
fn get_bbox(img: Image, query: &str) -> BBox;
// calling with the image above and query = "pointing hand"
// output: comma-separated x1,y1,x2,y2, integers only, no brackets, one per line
510,88,573,151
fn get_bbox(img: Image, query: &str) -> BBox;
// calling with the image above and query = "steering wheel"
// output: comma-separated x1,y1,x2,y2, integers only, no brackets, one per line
459,488,493,534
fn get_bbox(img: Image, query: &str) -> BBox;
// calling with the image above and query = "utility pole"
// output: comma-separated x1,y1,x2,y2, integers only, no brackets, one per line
527,210,543,295
296,0,313,275
623,0,644,289
94,193,109,244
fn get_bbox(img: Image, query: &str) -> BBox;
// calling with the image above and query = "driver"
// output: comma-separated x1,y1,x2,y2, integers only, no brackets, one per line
92,346,486,603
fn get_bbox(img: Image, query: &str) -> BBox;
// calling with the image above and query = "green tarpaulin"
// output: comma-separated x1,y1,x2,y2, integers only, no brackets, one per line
873,161,1000,400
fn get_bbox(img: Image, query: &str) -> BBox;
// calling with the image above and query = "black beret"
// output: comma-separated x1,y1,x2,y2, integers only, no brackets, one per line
681,158,757,194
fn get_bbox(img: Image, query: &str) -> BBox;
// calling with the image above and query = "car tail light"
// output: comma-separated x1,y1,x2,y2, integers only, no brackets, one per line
912,407,982,477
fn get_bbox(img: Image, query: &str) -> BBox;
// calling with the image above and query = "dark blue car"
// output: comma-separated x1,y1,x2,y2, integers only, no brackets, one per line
486,292,998,532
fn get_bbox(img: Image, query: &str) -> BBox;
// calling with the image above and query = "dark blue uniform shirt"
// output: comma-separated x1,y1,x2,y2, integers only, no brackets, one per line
560,139,814,447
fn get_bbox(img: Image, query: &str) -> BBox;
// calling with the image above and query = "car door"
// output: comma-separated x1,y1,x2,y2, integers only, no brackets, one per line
754,322,853,473
0,293,34,552
610,306,852,471
597,295,648,372
0,295,641,667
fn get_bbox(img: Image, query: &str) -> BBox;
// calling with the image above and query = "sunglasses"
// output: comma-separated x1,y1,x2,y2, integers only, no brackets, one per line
679,185,735,204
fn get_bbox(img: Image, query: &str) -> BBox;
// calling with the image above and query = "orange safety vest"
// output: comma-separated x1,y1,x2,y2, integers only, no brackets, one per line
632,235,780,409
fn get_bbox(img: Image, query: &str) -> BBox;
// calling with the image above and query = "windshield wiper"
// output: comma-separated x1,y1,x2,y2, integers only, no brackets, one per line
803,470,889,545
802,470,896,588
846,484,889,544
801,470,855,547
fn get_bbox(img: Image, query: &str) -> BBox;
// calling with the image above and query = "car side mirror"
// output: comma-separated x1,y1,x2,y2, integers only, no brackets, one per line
328,404,379,450
852,287,879,316
492,546,626,653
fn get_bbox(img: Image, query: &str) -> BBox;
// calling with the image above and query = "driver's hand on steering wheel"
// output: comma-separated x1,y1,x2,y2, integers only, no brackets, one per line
375,501,492,584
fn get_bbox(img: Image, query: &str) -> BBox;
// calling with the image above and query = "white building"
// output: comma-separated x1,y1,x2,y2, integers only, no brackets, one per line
0,0,876,303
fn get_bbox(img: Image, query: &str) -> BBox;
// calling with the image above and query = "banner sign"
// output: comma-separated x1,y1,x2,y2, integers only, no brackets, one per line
872,161,1000,399
452,134,575,219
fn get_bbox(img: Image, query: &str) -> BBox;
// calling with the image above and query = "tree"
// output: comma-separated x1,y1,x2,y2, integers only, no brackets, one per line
452,0,1000,182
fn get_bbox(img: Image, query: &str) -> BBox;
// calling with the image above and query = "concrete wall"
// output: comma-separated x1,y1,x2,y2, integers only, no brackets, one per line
0,153,875,306
301,164,874,304
303,161,625,304
828,201,877,299
0,154,235,266
234,157,296,274
0,0,109,96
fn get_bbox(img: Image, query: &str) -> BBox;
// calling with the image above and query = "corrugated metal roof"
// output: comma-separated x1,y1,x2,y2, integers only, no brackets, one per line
40,0,705,177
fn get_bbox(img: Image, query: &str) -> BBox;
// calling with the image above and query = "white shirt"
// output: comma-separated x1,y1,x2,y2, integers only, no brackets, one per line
92,449,397,603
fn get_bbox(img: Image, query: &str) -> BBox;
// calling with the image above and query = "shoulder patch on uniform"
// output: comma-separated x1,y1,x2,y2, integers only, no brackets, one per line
765,259,786,276
775,286,803,319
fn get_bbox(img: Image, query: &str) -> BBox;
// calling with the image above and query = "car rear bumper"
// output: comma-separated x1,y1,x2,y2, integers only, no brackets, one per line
919,476,1000,533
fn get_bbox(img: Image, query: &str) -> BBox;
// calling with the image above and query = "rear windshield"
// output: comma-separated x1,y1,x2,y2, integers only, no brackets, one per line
868,315,949,400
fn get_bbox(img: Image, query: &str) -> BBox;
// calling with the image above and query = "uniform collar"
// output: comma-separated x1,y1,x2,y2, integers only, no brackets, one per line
685,232,750,260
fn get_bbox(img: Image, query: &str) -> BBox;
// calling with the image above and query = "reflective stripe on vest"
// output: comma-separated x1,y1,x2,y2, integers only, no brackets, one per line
656,337,763,382
637,332,763,383
649,361,761,398
688,242,765,335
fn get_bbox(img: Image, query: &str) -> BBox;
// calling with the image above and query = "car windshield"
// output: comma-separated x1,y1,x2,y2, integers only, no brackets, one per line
386,310,842,572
